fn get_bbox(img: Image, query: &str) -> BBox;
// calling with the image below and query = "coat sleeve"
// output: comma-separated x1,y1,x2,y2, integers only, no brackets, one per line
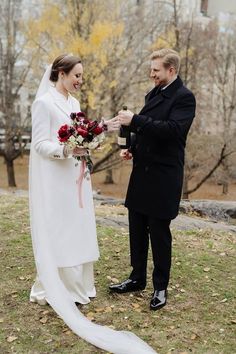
31,98,65,159
129,92,196,141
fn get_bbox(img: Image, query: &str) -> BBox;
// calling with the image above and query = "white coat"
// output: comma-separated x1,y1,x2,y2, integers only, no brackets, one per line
29,86,99,268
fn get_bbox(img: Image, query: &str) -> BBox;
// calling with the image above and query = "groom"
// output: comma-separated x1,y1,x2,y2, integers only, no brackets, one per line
109,48,196,310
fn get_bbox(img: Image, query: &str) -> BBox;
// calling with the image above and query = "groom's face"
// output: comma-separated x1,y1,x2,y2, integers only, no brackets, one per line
150,58,175,87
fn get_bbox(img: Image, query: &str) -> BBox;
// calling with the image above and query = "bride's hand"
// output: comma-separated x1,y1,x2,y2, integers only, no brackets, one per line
73,147,88,156
102,116,120,132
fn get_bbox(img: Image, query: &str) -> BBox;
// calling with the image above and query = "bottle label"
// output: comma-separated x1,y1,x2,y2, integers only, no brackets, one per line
118,137,126,145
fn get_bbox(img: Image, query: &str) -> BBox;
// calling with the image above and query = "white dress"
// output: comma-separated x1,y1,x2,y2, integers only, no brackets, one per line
29,85,157,354
29,86,99,305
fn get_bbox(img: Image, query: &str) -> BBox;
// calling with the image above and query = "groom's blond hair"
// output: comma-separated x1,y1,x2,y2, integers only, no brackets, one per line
151,49,181,73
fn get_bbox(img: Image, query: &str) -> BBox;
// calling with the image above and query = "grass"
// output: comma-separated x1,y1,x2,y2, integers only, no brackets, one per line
0,195,235,354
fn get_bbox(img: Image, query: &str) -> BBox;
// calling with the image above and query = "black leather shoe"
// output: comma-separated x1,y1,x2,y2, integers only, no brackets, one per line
109,279,145,293
150,289,167,310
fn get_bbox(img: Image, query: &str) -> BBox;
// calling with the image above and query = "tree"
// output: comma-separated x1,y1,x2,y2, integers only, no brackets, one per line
0,0,39,186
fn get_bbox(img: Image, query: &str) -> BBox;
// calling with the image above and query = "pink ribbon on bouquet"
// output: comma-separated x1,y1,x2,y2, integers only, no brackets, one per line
76,158,86,208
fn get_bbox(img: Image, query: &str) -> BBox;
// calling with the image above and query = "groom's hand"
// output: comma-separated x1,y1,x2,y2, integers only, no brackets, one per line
118,110,134,126
120,149,133,160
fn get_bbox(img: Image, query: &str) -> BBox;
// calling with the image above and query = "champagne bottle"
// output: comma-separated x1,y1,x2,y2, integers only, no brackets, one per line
118,105,131,149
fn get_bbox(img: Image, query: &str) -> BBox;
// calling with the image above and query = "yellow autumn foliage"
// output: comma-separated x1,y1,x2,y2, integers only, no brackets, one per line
25,0,124,113
152,29,177,50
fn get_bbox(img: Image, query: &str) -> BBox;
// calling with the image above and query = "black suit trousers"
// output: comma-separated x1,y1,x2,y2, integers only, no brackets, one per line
128,209,172,290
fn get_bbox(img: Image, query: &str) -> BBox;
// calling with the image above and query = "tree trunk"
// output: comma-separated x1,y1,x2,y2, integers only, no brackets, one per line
222,182,228,195
104,168,114,184
182,172,189,199
221,159,229,195
5,157,16,187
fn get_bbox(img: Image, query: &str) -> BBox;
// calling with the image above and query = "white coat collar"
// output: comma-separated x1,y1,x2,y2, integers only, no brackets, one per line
49,86,75,117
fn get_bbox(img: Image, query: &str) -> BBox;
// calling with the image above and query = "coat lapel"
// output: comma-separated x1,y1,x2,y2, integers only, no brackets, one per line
49,87,72,117
140,76,183,115
140,92,164,114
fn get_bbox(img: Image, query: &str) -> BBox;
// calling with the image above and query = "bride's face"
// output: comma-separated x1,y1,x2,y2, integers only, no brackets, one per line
60,63,83,93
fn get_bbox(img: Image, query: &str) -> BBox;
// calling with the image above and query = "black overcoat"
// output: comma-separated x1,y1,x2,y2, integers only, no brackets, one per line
125,76,196,219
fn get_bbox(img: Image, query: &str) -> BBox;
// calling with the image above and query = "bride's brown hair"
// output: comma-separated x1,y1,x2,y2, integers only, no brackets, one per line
50,54,82,82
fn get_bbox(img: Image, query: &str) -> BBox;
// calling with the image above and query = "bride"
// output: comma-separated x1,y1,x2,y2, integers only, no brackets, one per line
29,53,157,354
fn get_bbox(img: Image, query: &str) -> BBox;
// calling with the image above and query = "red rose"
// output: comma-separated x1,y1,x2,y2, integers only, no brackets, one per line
58,124,72,142
70,113,77,120
77,127,88,138
87,120,103,135
83,118,90,124
91,125,103,135
88,121,97,129
76,112,86,118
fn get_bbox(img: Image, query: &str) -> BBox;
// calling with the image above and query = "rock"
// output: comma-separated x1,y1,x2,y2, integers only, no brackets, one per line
180,200,236,223
95,195,236,224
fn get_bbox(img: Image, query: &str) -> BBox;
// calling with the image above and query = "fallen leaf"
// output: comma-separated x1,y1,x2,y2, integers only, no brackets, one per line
203,267,210,272
117,307,125,312
142,323,149,328
220,298,227,303
19,276,25,280
191,333,197,340
111,278,119,283
42,310,49,315
95,307,105,313
104,306,112,313
0,318,4,323
86,312,95,320
40,316,48,324
132,303,140,309
7,336,18,343
136,296,144,301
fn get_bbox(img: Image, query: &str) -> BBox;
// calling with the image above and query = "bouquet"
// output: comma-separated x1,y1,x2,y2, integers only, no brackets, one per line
58,112,106,174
